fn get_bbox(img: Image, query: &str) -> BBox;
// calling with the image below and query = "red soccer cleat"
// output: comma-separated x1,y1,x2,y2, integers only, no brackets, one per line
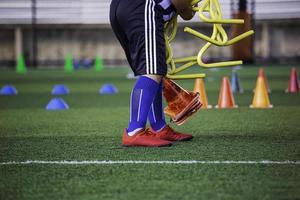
122,129,172,147
150,125,193,141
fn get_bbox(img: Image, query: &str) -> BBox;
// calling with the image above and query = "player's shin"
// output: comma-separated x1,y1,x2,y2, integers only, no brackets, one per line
127,76,160,136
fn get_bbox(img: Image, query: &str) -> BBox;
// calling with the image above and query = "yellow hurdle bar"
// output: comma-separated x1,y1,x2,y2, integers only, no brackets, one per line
166,73,206,80
164,0,255,80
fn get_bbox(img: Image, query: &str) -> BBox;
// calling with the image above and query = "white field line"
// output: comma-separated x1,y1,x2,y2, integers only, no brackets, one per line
0,160,300,165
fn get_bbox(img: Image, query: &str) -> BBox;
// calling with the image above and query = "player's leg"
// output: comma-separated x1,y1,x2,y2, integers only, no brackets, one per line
126,75,161,136
139,0,193,141
124,0,167,135
110,0,171,147
148,80,166,132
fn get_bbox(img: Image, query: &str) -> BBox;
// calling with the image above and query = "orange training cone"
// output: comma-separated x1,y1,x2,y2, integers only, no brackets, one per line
250,76,273,108
163,79,202,125
258,68,271,93
215,77,238,109
286,67,300,93
193,78,212,109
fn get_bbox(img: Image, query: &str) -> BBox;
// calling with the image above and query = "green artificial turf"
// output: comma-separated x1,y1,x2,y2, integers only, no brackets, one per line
0,66,300,200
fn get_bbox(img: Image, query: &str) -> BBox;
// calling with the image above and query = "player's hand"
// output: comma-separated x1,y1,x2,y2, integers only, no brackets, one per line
171,0,194,20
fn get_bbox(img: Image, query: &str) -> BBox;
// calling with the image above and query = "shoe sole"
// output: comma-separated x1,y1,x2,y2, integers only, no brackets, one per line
163,136,193,142
122,143,172,148
177,136,193,141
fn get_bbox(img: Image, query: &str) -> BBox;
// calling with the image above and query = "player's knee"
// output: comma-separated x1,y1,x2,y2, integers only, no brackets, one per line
142,74,163,83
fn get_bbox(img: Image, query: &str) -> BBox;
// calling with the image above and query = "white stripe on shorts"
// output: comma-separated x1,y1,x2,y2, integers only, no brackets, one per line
145,0,157,74
151,0,157,74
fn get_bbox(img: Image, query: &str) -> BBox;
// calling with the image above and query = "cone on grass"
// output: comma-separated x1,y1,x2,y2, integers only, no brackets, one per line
286,67,299,93
16,55,27,74
94,56,104,72
64,54,74,73
99,84,118,94
250,76,273,108
257,68,271,93
0,85,18,95
193,78,212,109
46,98,69,110
52,84,70,95
215,77,238,109
231,71,243,93
163,79,202,125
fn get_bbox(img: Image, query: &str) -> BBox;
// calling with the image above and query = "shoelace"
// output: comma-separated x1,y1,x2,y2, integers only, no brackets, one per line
164,125,175,135
165,126,184,139
142,129,157,137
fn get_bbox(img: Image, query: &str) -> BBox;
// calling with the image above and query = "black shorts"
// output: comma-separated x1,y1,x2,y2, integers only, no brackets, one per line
110,0,168,76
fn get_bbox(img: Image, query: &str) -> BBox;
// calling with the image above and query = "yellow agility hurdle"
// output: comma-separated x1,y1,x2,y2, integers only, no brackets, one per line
165,0,255,80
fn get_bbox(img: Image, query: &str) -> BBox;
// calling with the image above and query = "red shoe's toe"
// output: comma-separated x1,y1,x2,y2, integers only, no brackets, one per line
177,134,193,141
150,125,194,142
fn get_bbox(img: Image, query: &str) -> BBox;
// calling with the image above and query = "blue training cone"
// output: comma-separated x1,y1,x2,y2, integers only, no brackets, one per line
99,84,118,94
46,98,69,110
0,85,18,95
51,84,70,95
231,71,243,93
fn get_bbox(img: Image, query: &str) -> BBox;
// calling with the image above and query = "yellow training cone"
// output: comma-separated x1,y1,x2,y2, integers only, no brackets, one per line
193,78,212,109
250,76,273,108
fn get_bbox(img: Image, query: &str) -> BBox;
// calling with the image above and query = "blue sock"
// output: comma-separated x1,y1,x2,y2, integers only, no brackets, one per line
148,81,166,132
127,76,160,134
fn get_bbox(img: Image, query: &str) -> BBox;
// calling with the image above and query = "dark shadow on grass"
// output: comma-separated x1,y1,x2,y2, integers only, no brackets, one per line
1,134,299,162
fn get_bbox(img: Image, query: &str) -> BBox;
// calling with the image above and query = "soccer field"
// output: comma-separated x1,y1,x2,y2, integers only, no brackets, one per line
0,66,300,200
